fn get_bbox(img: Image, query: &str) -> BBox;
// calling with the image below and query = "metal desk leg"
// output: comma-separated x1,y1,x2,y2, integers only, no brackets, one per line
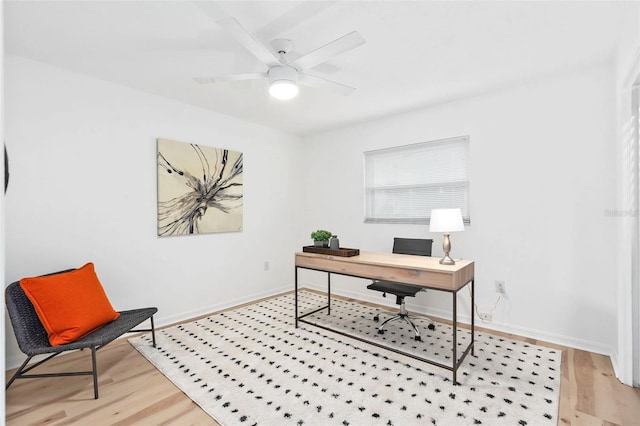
471,279,475,356
327,272,331,315
295,266,299,328
453,290,458,384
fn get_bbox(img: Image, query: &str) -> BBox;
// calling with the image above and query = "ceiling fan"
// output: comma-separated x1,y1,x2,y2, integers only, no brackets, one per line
194,17,366,100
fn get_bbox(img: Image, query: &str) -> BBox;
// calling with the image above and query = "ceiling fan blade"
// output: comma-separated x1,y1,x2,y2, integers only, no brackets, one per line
300,74,356,96
216,17,281,66
292,31,365,71
194,72,267,85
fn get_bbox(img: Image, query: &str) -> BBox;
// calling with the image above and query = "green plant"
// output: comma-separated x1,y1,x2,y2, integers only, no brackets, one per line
311,229,332,241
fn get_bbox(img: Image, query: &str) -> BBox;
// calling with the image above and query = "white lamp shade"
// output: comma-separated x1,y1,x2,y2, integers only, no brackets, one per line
429,208,464,232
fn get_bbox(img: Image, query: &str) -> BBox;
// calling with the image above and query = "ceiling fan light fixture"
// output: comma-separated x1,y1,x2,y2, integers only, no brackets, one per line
269,81,299,100
268,65,299,100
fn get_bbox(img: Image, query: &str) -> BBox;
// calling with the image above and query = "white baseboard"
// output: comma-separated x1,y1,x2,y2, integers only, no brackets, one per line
154,284,292,328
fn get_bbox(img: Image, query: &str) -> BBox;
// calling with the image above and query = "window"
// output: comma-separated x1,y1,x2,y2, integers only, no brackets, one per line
364,136,470,224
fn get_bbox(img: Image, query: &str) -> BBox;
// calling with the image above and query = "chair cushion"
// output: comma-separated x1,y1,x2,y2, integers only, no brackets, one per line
367,280,424,298
19,262,120,346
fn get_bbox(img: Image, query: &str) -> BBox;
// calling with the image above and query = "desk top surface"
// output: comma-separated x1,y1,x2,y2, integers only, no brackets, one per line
295,251,474,290
296,251,473,271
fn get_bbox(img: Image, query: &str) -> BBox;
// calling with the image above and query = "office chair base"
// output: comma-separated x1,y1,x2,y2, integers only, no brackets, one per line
374,311,435,340
374,311,436,329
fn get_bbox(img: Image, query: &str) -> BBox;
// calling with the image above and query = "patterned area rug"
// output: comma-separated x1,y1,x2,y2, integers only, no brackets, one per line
129,291,561,425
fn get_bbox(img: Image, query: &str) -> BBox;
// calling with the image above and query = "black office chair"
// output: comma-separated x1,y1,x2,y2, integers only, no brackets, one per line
367,237,435,341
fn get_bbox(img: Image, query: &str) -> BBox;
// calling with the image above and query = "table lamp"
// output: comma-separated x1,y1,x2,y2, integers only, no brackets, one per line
429,208,464,265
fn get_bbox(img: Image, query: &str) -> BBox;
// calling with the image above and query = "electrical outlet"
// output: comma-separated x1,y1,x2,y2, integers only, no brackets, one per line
478,312,492,321
264,261,270,271
495,280,506,293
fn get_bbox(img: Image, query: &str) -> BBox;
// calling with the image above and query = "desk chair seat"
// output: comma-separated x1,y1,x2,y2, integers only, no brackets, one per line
367,238,435,341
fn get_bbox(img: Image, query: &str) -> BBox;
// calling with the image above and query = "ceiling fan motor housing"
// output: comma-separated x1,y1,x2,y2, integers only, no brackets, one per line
268,65,298,85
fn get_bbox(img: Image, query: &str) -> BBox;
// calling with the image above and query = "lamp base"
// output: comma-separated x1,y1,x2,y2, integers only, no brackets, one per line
439,233,456,265
439,255,456,265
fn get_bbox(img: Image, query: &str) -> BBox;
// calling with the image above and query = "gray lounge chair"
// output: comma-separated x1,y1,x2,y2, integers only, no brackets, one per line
5,275,157,399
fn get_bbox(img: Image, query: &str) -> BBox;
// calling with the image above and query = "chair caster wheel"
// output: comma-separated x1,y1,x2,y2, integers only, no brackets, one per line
428,323,436,331
378,329,385,335
373,316,379,322
415,336,422,342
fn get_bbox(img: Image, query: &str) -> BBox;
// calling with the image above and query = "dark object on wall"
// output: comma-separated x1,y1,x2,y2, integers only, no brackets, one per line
4,144,9,193
367,237,436,341
5,271,158,399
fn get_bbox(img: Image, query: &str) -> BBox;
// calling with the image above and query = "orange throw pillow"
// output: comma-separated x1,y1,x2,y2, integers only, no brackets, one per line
20,262,120,346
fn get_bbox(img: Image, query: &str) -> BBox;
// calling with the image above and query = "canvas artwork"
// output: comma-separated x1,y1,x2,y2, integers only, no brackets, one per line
157,138,243,236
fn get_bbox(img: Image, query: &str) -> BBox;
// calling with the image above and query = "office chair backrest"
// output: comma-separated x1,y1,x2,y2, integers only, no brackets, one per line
392,238,433,256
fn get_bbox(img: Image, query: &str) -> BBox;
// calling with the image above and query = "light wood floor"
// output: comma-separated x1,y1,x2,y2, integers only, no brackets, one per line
5,291,640,425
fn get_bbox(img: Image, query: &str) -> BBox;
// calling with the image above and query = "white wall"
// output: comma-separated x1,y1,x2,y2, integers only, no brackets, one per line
299,63,618,357
3,55,303,367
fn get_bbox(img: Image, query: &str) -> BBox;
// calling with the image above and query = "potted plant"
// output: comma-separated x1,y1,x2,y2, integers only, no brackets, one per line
311,229,332,247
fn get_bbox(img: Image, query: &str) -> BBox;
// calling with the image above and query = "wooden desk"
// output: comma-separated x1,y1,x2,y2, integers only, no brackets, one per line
294,251,475,383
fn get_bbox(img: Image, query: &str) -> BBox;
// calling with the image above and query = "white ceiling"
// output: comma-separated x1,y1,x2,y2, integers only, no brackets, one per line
4,1,634,136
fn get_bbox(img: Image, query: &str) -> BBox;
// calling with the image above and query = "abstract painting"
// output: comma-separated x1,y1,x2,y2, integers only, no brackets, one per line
157,138,243,236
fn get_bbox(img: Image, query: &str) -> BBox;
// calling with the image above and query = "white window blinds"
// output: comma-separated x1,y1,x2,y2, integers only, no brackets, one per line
364,136,470,224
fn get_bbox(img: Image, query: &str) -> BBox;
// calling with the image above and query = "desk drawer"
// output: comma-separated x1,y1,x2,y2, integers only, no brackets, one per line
296,254,472,290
